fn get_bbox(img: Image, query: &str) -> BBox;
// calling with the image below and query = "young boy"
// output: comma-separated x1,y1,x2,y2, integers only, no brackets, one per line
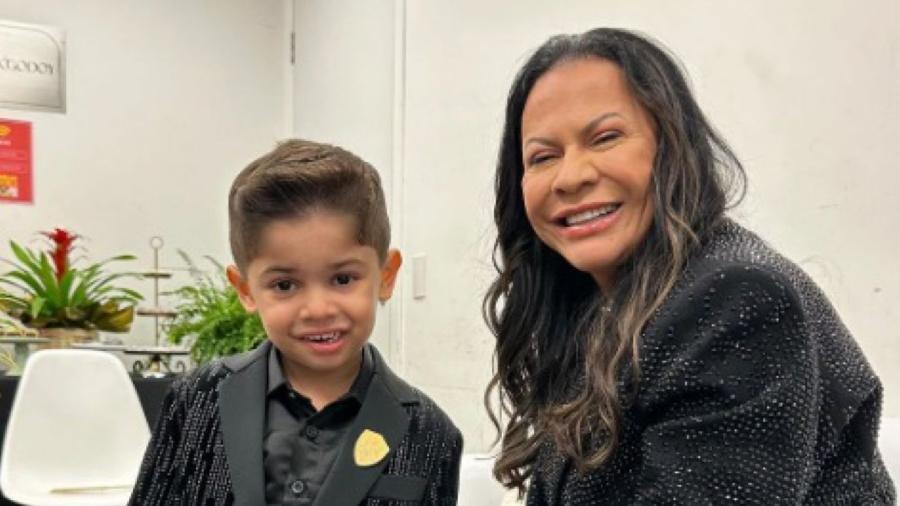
130,140,463,505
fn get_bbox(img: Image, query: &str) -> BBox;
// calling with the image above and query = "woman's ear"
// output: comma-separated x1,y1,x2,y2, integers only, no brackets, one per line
378,249,403,302
226,265,257,312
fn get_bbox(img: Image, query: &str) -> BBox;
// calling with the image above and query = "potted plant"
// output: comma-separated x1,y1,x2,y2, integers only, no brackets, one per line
0,228,144,347
165,252,264,364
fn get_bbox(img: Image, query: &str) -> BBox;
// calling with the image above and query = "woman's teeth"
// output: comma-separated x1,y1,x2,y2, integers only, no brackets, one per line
303,332,341,343
564,204,620,226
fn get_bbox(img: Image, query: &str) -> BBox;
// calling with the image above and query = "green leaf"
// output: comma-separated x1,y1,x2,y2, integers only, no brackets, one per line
69,267,98,306
92,304,134,332
99,287,143,303
62,305,87,320
0,293,29,310
9,242,41,276
29,296,46,319
57,268,76,307
37,254,62,307
3,270,44,296
0,277,33,294
83,271,142,296
98,254,137,263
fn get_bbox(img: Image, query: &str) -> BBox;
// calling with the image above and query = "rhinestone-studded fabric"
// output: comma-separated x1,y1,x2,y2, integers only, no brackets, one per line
527,219,896,505
370,384,464,505
128,350,463,505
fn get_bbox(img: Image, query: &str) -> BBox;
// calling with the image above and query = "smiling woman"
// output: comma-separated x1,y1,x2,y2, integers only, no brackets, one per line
520,58,657,292
484,27,895,504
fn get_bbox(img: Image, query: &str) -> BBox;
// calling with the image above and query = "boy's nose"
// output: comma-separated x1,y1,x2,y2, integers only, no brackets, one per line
298,292,338,321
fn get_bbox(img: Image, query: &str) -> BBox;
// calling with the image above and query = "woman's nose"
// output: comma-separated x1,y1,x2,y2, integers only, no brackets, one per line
551,151,599,195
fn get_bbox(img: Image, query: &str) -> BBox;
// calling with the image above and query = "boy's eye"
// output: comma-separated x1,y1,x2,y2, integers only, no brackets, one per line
273,279,295,292
333,273,355,286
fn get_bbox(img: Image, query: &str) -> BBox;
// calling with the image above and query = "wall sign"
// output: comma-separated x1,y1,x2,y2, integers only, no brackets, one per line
0,119,32,204
0,20,65,113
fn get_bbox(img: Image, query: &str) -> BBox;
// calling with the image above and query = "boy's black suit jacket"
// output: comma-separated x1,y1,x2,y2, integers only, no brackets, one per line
129,342,463,505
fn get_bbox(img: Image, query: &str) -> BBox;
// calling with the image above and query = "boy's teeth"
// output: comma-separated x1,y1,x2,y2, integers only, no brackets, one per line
305,332,340,343
565,204,619,226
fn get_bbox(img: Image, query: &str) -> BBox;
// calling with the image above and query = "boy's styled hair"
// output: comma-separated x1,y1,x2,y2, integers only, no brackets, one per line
228,139,390,271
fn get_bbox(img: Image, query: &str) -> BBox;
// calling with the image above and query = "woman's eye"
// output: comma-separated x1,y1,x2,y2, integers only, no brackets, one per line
334,273,355,286
593,131,621,145
527,153,555,167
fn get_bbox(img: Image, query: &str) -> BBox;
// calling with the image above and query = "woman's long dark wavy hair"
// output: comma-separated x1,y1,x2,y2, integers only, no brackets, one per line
483,27,747,491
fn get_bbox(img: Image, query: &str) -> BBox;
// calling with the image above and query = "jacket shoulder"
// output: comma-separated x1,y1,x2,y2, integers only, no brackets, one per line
408,386,462,438
164,358,232,405
370,346,462,439
169,340,268,399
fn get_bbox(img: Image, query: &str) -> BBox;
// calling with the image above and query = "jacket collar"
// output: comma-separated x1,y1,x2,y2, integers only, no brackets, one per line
218,340,270,506
313,344,417,505
221,338,270,373
366,343,419,405
218,341,419,506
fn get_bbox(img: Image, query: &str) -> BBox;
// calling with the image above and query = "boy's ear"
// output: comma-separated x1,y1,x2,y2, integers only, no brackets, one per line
226,265,257,312
378,249,402,302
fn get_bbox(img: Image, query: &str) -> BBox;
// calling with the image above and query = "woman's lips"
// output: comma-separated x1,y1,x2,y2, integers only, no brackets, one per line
557,204,622,239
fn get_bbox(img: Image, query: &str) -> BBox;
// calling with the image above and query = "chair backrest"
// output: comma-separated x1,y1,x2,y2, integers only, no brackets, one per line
880,417,900,486
458,454,509,506
0,349,150,503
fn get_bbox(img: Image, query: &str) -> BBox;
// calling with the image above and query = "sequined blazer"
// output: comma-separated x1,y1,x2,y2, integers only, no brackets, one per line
129,342,463,506
527,220,896,505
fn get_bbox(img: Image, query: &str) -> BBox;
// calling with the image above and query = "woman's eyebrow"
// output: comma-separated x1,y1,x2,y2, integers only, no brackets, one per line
579,112,622,138
523,112,623,148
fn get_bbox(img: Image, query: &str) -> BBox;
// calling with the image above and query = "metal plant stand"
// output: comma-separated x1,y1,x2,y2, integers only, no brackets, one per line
125,236,188,376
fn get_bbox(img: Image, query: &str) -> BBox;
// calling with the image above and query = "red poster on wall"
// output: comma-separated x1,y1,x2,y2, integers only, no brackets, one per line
0,119,33,204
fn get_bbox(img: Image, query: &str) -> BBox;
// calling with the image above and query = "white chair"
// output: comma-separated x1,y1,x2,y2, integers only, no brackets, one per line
0,349,151,506
880,417,900,486
458,453,512,506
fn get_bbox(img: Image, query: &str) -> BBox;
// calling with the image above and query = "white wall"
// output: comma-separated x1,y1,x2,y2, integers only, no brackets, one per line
394,0,900,451
0,0,289,344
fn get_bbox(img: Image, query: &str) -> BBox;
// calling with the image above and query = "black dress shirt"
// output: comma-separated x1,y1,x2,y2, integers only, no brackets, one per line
263,347,374,506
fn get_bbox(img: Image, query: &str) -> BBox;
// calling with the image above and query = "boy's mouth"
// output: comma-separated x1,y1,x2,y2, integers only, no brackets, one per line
300,331,342,344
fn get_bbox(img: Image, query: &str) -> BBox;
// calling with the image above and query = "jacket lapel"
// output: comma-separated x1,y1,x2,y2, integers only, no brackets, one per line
312,345,416,506
218,341,270,506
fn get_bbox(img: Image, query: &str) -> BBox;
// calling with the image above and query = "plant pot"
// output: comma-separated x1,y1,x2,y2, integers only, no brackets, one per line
37,328,99,349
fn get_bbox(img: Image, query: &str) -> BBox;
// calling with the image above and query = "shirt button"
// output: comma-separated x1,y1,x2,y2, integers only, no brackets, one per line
289,479,305,496
305,425,319,440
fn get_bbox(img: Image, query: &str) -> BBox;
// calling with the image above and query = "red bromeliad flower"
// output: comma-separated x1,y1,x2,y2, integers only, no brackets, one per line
41,228,78,281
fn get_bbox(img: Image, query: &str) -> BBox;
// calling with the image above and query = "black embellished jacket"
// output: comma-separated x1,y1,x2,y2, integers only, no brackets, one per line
527,220,895,505
129,342,463,506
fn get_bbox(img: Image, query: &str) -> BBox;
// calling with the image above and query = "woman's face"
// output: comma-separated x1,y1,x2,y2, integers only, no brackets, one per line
520,57,657,292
